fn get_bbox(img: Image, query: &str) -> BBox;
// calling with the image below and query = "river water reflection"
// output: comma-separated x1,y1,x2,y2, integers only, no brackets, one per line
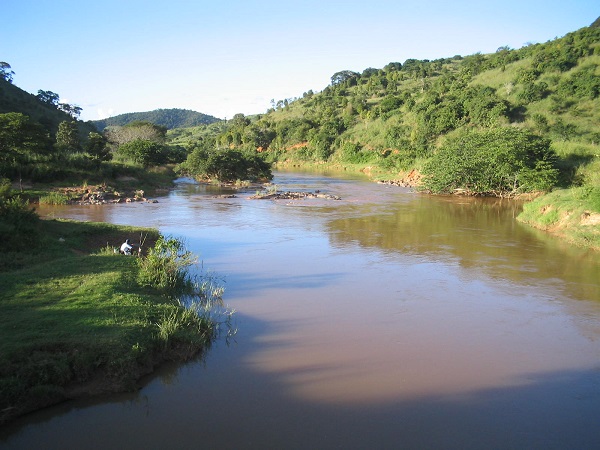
2,171,600,449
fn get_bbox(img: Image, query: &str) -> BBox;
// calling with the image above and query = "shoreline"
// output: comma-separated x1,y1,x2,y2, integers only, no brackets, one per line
0,220,218,425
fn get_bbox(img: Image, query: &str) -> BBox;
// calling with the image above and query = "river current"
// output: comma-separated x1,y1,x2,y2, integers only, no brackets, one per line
1,170,600,449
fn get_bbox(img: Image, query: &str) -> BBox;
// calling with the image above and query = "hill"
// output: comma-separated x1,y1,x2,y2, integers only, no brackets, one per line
176,17,599,184
0,78,96,137
91,108,221,131
172,17,600,248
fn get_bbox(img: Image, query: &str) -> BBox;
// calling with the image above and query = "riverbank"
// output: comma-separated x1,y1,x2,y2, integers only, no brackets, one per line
275,159,600,251
517,187,600,251
14,164,176,206
0,219,217,424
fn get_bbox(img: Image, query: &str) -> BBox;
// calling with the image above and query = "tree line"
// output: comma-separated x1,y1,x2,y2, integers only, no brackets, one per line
174,20,599,196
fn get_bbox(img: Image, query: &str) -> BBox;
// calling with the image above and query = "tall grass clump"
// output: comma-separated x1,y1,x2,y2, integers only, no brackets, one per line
38,192,69,205
137,235,234,342
137,235,196,297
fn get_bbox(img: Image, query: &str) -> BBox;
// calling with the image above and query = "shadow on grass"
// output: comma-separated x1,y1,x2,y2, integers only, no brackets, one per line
556,153,595,187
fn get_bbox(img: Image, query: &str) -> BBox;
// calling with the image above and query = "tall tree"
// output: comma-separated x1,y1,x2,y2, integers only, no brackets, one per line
0,62,14,83
85,132,111,164
105,121,167,147
55,121,81,153
330,70,359,86
36,90,60,107
0,113,51,187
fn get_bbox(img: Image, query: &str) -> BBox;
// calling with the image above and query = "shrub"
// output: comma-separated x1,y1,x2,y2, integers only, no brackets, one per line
137,236,196,298
0,196,40,251
180,148,272,182
421,128,558,195
117,139,168,168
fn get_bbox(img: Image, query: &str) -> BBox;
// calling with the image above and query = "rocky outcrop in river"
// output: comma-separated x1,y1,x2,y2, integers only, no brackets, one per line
59,185,158,205
249,190,341,200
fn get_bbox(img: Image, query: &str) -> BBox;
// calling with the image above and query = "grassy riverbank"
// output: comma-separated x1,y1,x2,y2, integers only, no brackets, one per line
517,187,600,250
16,164,177,205
0,219,220,424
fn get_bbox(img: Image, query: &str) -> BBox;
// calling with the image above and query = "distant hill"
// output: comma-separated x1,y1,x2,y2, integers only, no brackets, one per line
0,78,96,137
91,108,221,131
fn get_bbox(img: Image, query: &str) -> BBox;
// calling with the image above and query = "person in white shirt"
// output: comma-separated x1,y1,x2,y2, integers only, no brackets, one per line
120,239,134,255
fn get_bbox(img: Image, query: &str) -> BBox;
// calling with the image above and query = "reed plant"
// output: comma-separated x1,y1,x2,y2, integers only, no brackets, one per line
38,191,69,205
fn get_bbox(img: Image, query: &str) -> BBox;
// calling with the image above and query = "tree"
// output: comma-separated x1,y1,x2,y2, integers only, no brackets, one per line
85,132,112,164
117,139,167,167
0,113,51,184
105,121,167,147
421,128,558,195
58,103,83,119
330,70,359,86
36,90,60,107
180,147,272,182
384,62,402,72
0,62,14,83
55,121,81,153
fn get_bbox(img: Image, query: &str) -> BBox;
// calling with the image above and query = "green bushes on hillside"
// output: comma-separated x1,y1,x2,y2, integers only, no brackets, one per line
421,128,558,195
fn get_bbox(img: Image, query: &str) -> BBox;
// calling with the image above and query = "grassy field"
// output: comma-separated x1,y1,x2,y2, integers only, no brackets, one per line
0,219,220,424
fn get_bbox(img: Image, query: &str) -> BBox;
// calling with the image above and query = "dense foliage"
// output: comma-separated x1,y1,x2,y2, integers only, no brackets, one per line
421,128,558,195
92,108,221,131
0,180,40,253
178,144,272,182
167,19,599,198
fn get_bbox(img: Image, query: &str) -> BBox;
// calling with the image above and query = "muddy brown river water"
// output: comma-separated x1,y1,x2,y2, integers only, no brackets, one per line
1,171,600,449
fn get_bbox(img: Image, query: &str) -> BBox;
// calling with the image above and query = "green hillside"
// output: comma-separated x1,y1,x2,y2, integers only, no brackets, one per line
92,108,221,131
186,20,599,180
0,78,96,138
172,18,600,248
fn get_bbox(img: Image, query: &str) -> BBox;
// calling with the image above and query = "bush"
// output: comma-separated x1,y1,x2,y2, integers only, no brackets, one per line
137,236,196,297
421,128,558,195
339,142,379,164
0,196,40,252
117,139,169,168
180,147,272,182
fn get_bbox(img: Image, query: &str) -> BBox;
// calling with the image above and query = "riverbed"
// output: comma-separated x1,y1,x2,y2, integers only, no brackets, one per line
2,170,599,449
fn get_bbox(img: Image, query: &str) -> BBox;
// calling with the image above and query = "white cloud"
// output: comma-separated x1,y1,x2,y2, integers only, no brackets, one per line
96,108,114,120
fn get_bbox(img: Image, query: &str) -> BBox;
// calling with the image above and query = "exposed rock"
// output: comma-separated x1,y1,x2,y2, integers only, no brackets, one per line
249,191,341,201
57,184,158,205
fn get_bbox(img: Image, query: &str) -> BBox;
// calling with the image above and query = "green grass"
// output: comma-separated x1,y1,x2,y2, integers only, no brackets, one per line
38,191,69,205
517,187,600,250
0,219,219,424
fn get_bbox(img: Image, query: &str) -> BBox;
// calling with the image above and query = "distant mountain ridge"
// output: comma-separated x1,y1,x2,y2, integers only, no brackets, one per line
91,108,221,131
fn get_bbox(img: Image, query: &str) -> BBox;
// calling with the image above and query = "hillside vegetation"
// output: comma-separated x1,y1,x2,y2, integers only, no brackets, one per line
170,19,600,248
1,19,599,248
0,78,96,138
92,108,221,131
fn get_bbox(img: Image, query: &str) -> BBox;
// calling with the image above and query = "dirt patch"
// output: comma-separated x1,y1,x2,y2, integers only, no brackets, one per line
580,211,600,226
377,169,422,188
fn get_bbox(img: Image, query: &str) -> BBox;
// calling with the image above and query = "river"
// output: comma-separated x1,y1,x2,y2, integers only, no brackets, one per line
1,170,600,449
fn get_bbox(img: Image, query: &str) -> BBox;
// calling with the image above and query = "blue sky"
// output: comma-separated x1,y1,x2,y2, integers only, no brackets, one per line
1,0,597,121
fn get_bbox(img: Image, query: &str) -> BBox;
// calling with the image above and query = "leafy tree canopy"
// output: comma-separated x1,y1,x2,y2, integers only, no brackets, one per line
117,139,168,168
179,146,272,182
331,70,360,86
0,112,52,174
421,128,558,195
0,62,14,83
